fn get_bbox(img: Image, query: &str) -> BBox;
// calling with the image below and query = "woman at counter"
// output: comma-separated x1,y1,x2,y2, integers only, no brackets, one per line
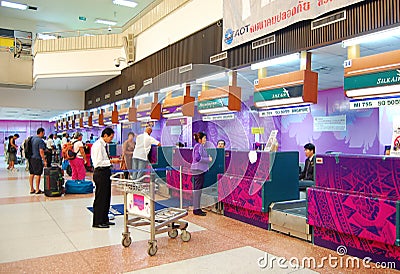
122,132,135,178
191,132,212,216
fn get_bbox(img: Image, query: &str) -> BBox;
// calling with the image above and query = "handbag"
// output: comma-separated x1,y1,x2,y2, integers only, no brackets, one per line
9,145,17,153
120,155,128,170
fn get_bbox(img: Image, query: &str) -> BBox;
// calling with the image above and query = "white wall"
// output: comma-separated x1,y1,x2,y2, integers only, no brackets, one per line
133,0,223,63
0,87,84,110
33,47,126,78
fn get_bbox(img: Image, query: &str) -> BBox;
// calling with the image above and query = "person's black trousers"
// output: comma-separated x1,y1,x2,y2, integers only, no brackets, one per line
192,171,205,210
93,167,112,226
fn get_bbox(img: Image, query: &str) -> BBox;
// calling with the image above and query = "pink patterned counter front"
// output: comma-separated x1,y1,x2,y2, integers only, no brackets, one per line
310,154,400,269
218,174,264,212
166,169,193,201
315,154,400,199
308,187,398,246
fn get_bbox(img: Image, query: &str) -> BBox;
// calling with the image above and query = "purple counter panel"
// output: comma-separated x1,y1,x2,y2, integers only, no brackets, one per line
166,169,193,201
314,227,400,270
224,150,270,181
308,187,397,246
315,154,400,199
223,204,269,230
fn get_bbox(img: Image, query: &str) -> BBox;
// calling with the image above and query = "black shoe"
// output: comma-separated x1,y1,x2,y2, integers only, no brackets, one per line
104,222,115,226
193,210,207,216
92,224,110,228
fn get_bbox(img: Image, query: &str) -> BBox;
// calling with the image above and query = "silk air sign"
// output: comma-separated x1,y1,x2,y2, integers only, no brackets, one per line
345,69,400,90
254,85,303,102
198,97,229,110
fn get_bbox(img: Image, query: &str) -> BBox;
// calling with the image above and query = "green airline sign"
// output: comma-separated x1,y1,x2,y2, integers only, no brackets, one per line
198,97,229,110
254,85,303,102
345,69,400,90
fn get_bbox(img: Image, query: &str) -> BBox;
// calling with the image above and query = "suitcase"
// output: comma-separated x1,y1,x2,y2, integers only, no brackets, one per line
44,166,64,197
65,180,94,194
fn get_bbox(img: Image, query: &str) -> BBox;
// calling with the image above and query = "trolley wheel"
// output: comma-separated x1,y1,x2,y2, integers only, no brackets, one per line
147,243,158,256
180,230,191,242
168,229,178,239
122,236,132,247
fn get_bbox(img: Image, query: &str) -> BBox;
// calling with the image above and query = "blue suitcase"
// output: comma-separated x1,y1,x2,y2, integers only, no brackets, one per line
65,180,94,194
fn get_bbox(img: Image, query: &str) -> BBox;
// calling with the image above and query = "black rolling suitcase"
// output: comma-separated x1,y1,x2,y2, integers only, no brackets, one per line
44,165,64,197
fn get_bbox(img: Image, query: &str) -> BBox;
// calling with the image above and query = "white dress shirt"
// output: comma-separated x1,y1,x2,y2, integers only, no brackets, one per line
132,132,160,161
91,138,111,168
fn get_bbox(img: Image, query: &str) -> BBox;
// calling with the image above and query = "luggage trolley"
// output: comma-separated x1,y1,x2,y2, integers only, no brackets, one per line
110,168,191,256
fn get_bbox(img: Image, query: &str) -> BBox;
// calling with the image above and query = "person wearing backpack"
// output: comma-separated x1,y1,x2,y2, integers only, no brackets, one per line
28,128,47,194
69,132,87,180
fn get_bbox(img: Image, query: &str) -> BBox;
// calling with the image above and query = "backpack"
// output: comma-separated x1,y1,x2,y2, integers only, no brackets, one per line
24,136,33,159
62,140,78,160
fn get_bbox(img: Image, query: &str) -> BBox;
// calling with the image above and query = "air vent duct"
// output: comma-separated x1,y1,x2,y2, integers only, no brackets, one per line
311,11,346,30
210,51,227,64
252,35,275,50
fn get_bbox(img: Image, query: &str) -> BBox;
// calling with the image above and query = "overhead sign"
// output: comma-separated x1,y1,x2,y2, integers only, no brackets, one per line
350,97,400,110
345,69,400,91
198,97,229,110
254,85,303,102
222,0,364,50
259,105,310,117
314,115,346,132
202,113,235,121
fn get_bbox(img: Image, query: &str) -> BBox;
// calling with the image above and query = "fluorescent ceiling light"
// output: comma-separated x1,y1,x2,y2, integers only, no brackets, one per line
115,99,128,106
342,26,400,48
159,84,184,93
37,33,57,40
346,84,400,98
195,72,226,83
251,53,300,70
135,92,150,100
198,106,233,115
95,18,117,26
163,112,185,118
254,97,304,108
112,0,138,8
1,1,27,10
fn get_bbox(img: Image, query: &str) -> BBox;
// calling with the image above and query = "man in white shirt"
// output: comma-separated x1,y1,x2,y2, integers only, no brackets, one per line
131,127,160,181
53,135,62,163
91,127,120,229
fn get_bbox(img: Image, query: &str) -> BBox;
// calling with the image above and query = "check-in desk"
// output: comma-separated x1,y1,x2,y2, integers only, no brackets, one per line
166,148,225,202
307,154,400,269
218,151,299,229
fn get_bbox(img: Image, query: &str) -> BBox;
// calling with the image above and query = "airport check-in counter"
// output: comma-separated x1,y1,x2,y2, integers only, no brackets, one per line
166,147,225,202
218,151,299,229
308,154,400,269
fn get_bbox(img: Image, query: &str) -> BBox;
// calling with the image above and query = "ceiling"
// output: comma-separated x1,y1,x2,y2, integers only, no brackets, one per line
0,0,157,33
1,1,400,121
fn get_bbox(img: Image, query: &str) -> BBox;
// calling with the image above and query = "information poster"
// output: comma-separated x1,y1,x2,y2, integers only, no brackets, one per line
391,117,400,157
313,115,346,132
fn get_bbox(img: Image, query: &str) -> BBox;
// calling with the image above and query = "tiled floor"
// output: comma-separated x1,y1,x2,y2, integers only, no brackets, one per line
0,158,397,273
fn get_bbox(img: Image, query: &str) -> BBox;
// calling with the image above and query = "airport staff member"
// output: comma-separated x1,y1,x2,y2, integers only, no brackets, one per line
91,127,120,229
299,143,315,181
131,126,160,181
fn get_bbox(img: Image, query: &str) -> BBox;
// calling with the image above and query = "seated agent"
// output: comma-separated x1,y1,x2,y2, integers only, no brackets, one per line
299,143,315,181
217,139,225,148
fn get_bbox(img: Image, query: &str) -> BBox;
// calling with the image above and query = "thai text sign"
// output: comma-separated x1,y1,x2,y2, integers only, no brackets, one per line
223,0,364,50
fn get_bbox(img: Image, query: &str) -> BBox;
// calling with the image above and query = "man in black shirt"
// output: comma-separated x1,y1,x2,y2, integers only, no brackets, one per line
299,143,315,181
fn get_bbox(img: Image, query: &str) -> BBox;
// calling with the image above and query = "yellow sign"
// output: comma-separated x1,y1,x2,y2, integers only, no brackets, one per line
0,37,14,48
251,127,264,134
